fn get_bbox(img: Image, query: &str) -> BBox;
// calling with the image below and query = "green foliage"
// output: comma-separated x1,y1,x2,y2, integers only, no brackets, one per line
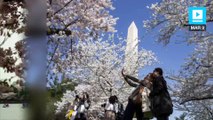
46,74,77,120
46,96,58,120
48,76,76,99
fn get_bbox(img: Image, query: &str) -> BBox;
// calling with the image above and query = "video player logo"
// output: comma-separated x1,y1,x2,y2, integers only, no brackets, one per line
193,10,202,20
189,7,206,24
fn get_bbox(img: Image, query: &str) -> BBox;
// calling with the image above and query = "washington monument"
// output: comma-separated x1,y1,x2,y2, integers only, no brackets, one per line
124,21,139,77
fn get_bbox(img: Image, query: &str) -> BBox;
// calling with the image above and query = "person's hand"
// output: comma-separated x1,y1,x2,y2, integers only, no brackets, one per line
121,68,125,77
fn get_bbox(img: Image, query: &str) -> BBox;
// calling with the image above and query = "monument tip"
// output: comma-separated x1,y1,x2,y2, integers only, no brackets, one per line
129,21,137,30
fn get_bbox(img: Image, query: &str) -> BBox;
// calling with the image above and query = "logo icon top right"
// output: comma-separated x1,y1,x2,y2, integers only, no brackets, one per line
189,7,206,25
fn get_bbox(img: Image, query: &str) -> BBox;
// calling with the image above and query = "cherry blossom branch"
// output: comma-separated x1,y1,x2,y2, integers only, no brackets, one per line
0,37,7,47
180,95,213,104
47,18,79,35
47,28,72,36
52,0,74,17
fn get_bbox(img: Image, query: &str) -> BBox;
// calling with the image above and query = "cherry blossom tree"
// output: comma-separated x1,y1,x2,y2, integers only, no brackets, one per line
0,0,26,39
1,0,118,80
144,0,213,119
0,0,27,100
47,0,118,78
0,0,26,78
143,0,213,44
54,35,157,119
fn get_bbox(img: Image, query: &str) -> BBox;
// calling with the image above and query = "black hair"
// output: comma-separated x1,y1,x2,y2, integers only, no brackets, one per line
154,67,163,76
113,95,118,102
109,96,116,104
75,95,79,99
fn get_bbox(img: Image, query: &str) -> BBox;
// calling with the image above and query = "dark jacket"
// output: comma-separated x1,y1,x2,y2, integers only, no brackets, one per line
123,75,152,101
151,76,167,95
150,76,173,117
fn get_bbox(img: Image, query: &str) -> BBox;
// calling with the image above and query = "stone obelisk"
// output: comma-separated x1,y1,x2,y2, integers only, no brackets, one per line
124,21,139,77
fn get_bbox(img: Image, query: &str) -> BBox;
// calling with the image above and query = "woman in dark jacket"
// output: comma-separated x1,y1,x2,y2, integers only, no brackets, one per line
121,69,154,120
121,69,143,120
150,68,173,120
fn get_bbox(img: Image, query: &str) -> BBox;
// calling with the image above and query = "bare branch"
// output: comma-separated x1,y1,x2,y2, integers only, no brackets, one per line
181,96,213,104
51,0,73,17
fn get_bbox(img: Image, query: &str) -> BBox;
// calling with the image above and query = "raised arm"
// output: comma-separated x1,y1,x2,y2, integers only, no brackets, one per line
121,69,139,87
125,75,140,83
123,75,138,87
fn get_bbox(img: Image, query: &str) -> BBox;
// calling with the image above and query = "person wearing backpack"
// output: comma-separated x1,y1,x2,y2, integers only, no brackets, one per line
122,69,155,120
75,92,91,120
121,69,144,120
150,68,173,120
103,96,117,120
114,96,124,120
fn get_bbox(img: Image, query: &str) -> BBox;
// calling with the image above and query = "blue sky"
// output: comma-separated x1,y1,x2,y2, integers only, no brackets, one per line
110,0,196,119
111,0,195,77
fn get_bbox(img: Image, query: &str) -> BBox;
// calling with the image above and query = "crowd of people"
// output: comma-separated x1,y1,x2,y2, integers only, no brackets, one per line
66,68,173,120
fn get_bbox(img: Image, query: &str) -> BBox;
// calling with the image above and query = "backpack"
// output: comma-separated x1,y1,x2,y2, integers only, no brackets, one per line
117,102,124,114
116,102,124,120
150,79,173,116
